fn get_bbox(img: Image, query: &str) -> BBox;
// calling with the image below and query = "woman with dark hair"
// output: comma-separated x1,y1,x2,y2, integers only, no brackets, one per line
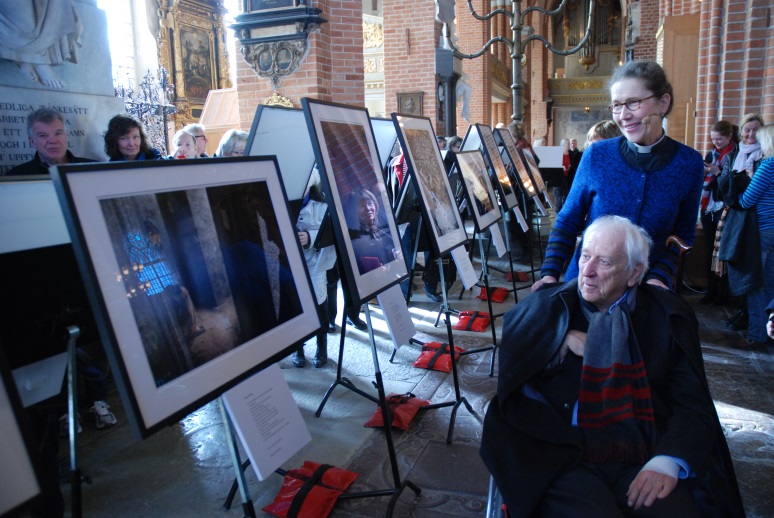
534,60,704,291
104,114,162,161
699,120,738,305
344,188,395,275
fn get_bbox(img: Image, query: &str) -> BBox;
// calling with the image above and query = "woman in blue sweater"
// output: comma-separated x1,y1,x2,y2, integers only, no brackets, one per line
534,61,704,291
735,124,774,349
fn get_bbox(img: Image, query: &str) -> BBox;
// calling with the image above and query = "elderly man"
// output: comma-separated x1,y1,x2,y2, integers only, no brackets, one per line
7,107,95,175
481,216,744,517
183,123,209,157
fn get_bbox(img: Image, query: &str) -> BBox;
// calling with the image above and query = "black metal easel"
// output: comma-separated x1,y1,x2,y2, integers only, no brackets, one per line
413,256,476,443
64,325,91,518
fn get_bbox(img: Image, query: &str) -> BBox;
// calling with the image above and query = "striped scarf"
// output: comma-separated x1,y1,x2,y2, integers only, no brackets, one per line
577,288,656,464
701,143,735,212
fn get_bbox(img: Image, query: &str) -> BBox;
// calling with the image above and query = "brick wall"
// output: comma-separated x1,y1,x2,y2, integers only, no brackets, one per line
383,0,439,130
235,0,364,129
693,0,774,152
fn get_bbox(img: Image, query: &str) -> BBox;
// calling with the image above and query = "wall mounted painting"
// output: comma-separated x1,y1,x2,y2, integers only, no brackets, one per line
495,129,538,198
302,99,408,304
392,114,468,257
51,158,319,438
475,124,519,212
454,150,502,232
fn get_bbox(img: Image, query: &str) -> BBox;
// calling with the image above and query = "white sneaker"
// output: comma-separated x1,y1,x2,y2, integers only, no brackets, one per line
59,413,83,437
90,400,117,429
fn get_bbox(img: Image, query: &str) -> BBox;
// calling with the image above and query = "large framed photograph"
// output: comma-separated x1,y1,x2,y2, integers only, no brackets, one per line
475,124,520,212
302,99,408,304
52,158,320,438
392,114,468,257
246,105,316,203
495,129,538,198
454,150,502,232
0,347,40,516
519,147,547,194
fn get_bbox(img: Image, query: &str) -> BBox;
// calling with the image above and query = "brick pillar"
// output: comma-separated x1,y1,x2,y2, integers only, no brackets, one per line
235,0,364,128
455,0,494,134
694,0,723,153
383,0,439,129
632,0,659,61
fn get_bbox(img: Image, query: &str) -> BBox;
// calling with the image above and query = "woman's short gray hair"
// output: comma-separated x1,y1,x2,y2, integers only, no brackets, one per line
583,215,652,283
216,129,249,157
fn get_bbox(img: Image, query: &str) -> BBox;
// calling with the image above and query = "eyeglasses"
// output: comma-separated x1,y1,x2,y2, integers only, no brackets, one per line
194,135,207,140
608,95,659,114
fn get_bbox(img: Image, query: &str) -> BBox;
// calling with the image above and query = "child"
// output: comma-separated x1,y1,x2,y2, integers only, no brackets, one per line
170,129,197,159
292,171,336,367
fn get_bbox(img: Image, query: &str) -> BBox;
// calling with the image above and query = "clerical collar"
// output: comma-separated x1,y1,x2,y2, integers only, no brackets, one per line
626,131,666,154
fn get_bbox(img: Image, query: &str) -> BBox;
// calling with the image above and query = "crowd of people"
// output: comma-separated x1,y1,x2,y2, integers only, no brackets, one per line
6,58,770,516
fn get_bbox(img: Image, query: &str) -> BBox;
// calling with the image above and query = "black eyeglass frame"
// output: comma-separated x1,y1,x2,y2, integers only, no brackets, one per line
608,94,660,114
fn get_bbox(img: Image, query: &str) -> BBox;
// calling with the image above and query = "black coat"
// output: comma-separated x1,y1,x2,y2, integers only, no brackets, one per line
480,281,745,517
717,162,763,296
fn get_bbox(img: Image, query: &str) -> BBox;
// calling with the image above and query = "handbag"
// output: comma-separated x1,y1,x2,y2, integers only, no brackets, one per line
262,461,359,518
476,286,510,303
364,392,431,430
412,341,465,372
452,311,491,332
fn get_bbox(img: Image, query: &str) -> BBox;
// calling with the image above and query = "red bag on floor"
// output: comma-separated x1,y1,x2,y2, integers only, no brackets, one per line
505,271,529,282
412,341,465,372
476,286,510,303
364,392,431,430
262,461,359,518
453,311,491,332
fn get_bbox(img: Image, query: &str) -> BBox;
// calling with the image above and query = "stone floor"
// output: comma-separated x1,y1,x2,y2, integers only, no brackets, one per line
60,261,774,517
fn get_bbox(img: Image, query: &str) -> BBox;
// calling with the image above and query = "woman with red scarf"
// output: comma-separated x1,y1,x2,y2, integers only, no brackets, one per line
700,120,738,304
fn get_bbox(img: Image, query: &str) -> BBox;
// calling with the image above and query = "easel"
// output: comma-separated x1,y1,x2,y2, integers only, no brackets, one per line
411,256,476,443
220,397,257,518
64,325,91,518
313,271,422,516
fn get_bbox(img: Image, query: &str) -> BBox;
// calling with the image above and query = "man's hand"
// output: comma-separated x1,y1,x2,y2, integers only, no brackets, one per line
297,231,309,248
559,330,587,359
626,469,677,510
531,276,557,292
645,278,668,290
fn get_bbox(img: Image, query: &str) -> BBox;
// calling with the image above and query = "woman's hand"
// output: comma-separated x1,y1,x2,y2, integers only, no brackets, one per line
646,278,668,290
704,162,720,176
531,276,557,292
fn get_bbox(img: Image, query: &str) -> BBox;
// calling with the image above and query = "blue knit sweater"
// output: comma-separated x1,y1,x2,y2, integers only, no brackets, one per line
542,136,704,287
739,157,774,231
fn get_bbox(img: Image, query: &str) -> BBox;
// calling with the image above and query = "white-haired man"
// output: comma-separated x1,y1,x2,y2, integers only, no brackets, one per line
481,215,743,517
183,123,209,157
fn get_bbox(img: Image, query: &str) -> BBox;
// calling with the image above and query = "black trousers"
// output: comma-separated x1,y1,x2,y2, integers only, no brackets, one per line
536,462,698,518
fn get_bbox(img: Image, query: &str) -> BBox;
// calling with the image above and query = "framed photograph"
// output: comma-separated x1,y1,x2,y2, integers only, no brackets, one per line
520,148,548,193
392,114,468,257
246,105,316,203
51,158,320,438
302,99,408,304
475,124,520,212
0,347,41,516
495,129,538,198
454,150,502,232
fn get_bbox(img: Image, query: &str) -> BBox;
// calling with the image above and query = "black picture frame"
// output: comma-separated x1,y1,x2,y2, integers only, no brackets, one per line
0,344,41,516
51,158,320,438
494,128,539,198
391,113,468,257
302,98,409,304
454,150,502,232
467,124,520,212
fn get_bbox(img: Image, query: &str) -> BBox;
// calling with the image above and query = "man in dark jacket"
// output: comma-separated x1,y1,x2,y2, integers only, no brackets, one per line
6,107,95,176
481,215,744,517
